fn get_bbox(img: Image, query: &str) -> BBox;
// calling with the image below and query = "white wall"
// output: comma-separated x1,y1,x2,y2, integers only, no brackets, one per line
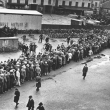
93,0,100,8
0,14,42,30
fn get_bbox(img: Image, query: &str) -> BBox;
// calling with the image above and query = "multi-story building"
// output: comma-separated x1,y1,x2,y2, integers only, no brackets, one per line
6,0,28,9
7,0,107,15
101,0,110,14
27,0,92,15
91,0,110,14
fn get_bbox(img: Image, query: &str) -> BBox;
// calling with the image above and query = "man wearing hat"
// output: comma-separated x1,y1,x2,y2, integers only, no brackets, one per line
36,102,45,110
26,95,34,110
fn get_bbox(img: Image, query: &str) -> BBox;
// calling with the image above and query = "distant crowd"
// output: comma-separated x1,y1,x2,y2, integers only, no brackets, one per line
0,28,110,94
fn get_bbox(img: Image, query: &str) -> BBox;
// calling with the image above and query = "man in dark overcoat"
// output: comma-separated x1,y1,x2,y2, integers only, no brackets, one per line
26,95,34,110
82,64,88,80
37,102,45,110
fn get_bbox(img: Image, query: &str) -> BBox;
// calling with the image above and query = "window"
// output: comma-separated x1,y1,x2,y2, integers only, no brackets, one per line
11,0,17,3
62,1,65,6
95,2,97,7
20,0,25,4
55,0,58,6
88,3,91,8
48,0,51,5
75,2,78,7
33,0,36,3
41,0,44,6
69,1,72,6
82,2,84,7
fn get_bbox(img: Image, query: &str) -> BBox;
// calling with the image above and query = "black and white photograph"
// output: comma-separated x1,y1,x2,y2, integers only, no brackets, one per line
0,0,110,110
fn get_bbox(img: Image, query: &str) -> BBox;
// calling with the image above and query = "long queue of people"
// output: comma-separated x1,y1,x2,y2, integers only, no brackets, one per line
0,28,110,94
41,28,105,38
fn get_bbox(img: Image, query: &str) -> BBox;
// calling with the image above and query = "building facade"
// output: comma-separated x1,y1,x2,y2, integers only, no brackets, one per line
6,0,104,15
91,0,110,14
101,0,110,14
27,0,92,14
6,0,28,9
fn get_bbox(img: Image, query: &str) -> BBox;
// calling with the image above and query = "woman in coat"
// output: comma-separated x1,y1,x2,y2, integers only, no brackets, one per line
14,88,20,108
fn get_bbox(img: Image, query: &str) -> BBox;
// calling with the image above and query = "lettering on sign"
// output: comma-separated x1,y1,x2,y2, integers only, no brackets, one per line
0,22,28,28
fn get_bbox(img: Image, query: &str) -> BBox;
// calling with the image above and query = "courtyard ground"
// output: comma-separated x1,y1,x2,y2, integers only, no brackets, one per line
0,49,110,110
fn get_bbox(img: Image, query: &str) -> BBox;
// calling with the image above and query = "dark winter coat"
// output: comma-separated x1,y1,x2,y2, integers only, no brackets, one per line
37,106,45,110
27,99,34,108
82,66,88,77
14,90,20,103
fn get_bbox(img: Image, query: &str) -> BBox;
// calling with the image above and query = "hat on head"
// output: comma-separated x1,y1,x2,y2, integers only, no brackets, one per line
15,88,18,90
39,102,43,106
29,95,32,98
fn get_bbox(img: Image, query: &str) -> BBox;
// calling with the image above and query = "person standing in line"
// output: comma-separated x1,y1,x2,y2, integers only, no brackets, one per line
67,36,70,45
26,95,34,110
82,63,88,80
89,48,93,59
16,68,21,86
36,102,45,110
14,88,20,108
39,34,43,43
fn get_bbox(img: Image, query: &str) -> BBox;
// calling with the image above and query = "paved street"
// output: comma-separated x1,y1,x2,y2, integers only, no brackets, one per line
0,49,110,110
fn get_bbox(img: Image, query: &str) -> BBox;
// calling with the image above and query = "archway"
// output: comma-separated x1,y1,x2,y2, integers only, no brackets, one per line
0,0,4,7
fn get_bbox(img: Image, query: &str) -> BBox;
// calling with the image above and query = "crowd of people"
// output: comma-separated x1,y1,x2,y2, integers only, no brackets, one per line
0,26,17,37
0,28,110,95
40,28,106,38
